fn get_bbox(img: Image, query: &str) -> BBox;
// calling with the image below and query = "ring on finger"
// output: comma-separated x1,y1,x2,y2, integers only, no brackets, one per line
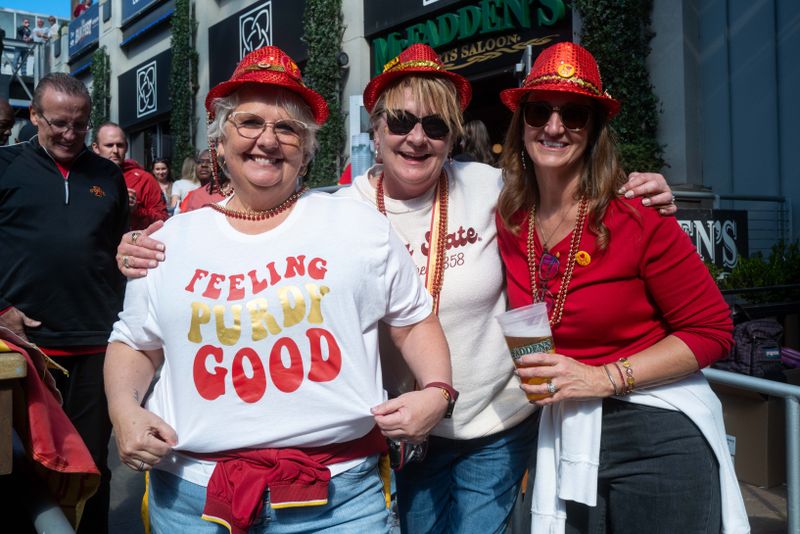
130,231,142,245
122,256,130,269
138,459,145,471
670,194,676,204
546,381,558,395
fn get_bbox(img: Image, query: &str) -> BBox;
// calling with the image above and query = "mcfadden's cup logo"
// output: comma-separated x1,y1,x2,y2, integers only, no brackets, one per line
239,1,272,60
136,61,157,118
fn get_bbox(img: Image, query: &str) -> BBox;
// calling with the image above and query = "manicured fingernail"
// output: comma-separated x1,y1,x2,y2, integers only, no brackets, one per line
642,198,651,206
149,260,158,267
157,244,165,251
156,253,165,261
624,190,634,199
617,187,626,195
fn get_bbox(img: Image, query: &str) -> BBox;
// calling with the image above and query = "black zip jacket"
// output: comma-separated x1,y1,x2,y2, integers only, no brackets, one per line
0,138,129,347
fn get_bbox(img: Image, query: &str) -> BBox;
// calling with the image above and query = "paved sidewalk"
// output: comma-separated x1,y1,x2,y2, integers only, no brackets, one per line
109,435,145,534
742,482,788,533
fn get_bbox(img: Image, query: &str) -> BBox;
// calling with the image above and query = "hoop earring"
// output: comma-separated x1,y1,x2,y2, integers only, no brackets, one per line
520,149,528,172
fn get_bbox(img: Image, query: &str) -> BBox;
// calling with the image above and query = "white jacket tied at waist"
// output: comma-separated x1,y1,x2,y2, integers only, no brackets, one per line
531,371,750,534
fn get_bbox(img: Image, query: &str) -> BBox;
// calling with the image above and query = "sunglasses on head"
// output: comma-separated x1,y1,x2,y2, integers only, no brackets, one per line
385,110,450,140
523,101,592,131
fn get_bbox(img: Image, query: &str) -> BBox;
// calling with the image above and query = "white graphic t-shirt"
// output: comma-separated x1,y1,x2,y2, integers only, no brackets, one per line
110,191,432,485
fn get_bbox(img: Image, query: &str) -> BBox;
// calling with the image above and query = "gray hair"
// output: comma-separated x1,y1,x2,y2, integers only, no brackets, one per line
207,88,320,166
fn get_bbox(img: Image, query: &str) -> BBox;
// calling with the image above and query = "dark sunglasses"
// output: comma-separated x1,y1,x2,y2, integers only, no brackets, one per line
385,110,450,139
524,102,592,131
536,251,560,314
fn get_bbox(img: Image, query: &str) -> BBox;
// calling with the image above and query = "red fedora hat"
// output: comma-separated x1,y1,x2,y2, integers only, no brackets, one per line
205,46,329,125
363,43,472,113
500,42,620,119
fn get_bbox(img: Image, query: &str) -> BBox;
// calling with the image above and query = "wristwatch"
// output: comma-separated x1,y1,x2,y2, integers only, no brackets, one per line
424,382,459,418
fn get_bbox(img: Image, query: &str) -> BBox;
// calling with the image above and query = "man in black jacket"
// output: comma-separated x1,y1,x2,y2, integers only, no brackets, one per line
0,73,128,534
13,18,32,75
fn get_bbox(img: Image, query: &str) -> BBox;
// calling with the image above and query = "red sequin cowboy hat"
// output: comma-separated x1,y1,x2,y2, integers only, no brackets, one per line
205,46,329,125
500,42,620,120
362,43,472,113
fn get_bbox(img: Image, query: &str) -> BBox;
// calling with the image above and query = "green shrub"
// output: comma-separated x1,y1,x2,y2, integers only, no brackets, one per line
711,241,800,303
575,0,665,173
303,0,345,187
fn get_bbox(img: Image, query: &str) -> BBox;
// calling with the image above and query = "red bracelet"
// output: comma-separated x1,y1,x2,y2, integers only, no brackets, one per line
424,382,459,418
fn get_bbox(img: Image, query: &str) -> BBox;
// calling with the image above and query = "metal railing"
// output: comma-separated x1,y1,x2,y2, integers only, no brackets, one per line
674,191,792,257
702,368,800,533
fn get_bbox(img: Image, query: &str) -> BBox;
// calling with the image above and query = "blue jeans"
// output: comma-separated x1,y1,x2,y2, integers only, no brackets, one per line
13,46,29,75
565,398,721,534
148,455,390,533
396,412,539,534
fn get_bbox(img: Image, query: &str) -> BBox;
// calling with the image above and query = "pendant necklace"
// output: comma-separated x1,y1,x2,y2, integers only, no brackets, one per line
526,196,588,327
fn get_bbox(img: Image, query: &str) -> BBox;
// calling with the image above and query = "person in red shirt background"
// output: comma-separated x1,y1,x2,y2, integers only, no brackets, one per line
178,148,227,212
92,122,167,230
73,0,92,18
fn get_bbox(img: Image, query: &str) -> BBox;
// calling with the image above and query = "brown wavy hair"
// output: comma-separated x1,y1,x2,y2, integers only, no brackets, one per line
497,99,628,250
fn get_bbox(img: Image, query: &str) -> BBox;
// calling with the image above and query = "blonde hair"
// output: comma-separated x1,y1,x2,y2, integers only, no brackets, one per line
180,156,197,184
369,75,464,142
497,98,628,250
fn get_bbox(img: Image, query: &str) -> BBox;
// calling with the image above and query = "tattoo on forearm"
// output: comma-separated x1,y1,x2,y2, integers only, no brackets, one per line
133,389,140,403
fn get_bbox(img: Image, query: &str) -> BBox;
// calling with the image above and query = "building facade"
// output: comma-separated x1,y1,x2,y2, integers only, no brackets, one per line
40,0,796,249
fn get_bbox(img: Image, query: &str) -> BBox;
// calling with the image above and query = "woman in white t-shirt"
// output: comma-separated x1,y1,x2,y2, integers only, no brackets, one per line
106,46,454,534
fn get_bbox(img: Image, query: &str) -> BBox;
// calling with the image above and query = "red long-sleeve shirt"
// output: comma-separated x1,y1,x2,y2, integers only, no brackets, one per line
122,159,168,230
496,197,733,368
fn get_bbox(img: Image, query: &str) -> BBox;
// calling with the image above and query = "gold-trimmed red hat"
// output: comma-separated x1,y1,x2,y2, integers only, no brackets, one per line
205,46,329,125
363,43,472,113
500,42,620,119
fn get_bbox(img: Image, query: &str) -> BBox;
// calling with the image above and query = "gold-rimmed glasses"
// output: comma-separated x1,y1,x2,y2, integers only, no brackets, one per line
227,112,307,144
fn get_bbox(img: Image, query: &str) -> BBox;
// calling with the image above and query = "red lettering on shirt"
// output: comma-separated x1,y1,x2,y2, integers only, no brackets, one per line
193,345,227,400
307,328,342,382
269,337,304,393
231,347,267,403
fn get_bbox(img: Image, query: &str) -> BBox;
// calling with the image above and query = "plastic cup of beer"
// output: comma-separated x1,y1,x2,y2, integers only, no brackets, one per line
495,302,555,401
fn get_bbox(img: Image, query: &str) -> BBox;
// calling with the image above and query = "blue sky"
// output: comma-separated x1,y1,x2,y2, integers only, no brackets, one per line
1,0,70,19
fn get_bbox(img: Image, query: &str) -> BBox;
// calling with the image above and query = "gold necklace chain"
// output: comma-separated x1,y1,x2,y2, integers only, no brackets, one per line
376,171,449,311
537,205,574,251
527,196,588,327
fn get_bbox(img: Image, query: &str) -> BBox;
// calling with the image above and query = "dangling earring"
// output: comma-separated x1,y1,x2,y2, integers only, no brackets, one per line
209,145,223,192
520,149,528,172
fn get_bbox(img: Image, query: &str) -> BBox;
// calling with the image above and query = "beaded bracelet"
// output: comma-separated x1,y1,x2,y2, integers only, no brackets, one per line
612,361,626,393
602,364,620,396
617,357,636,394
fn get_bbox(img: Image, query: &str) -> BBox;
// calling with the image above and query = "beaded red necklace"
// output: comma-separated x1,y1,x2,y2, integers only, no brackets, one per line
376,171,449,313
526,196,588,327
209,186,308,221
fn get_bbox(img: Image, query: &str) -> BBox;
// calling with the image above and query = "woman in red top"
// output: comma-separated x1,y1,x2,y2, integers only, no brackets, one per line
495,42,748,532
